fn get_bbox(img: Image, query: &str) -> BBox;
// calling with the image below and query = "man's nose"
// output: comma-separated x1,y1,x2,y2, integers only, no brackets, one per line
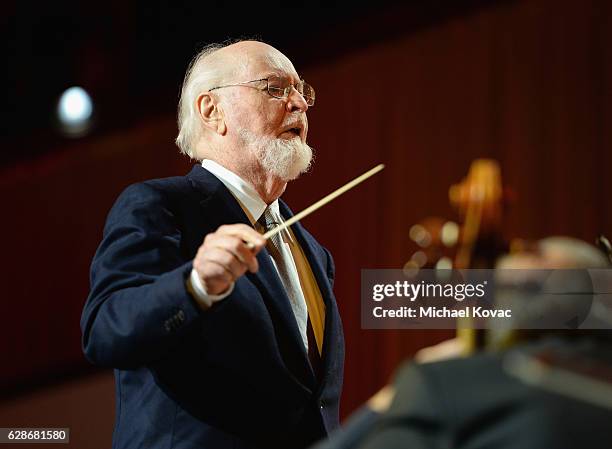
286,86,309,113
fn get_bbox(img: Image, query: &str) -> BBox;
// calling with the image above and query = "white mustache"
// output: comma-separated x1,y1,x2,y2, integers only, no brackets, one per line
281,119,306,133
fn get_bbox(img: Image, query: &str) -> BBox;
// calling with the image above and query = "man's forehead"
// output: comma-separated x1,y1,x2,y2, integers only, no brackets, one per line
244,50,299,79
219,41,299,80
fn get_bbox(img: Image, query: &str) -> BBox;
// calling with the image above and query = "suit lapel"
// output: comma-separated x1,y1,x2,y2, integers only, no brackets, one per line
187,165,251,229
187,165,315,388
279,200,341,388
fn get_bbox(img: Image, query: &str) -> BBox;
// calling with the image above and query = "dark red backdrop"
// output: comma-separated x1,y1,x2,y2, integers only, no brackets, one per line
1,0,610,417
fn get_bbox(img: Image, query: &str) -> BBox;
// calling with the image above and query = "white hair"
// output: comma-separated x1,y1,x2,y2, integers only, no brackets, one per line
175,41,244,158
538,236,609,268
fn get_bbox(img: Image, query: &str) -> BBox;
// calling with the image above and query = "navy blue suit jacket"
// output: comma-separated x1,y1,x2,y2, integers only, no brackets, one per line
81,165,345,449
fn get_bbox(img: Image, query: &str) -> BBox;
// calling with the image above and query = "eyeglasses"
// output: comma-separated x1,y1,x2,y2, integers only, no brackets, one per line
208,75,315,106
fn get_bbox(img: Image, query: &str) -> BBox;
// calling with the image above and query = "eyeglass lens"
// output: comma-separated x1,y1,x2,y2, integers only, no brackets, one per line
267,76,315,106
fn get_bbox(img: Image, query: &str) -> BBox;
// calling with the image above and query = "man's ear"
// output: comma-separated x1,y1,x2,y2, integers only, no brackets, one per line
196,93,227,135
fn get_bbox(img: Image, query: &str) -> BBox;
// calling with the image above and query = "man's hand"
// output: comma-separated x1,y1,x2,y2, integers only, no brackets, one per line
414,337,466,364
193,224,266,295
366,385,396,413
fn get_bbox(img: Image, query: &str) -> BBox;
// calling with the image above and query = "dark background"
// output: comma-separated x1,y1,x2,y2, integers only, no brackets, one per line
1,0,611,447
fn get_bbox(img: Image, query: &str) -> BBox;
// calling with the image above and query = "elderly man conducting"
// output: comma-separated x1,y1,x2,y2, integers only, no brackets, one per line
81,40,344,449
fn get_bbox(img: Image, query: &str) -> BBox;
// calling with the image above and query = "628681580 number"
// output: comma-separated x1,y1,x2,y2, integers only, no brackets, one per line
1,428,69,444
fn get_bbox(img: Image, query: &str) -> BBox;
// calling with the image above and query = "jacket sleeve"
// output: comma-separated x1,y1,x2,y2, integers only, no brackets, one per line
80,182,202,369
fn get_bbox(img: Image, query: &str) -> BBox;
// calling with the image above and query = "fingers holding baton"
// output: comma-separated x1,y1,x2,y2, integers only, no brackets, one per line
193,224,266,296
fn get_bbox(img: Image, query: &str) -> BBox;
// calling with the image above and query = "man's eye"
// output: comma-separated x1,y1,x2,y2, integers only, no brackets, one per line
268,87,285,95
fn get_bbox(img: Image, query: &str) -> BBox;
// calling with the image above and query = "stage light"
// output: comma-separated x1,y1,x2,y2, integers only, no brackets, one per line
411,250,427,267
57,86,93,136
435,257,453,270
441,221,459,247
409,224,432,248
402,260,420,278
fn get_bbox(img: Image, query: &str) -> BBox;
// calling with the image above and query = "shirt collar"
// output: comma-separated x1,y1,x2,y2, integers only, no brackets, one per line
201,159,274,224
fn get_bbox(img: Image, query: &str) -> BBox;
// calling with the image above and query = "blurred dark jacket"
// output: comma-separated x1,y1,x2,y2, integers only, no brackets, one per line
313,335,612,449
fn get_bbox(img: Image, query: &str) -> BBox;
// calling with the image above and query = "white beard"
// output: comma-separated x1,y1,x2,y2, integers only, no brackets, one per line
238,128,313,181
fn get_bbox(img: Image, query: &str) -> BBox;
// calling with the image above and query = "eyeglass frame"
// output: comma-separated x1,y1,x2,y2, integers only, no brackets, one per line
208,76,315,106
